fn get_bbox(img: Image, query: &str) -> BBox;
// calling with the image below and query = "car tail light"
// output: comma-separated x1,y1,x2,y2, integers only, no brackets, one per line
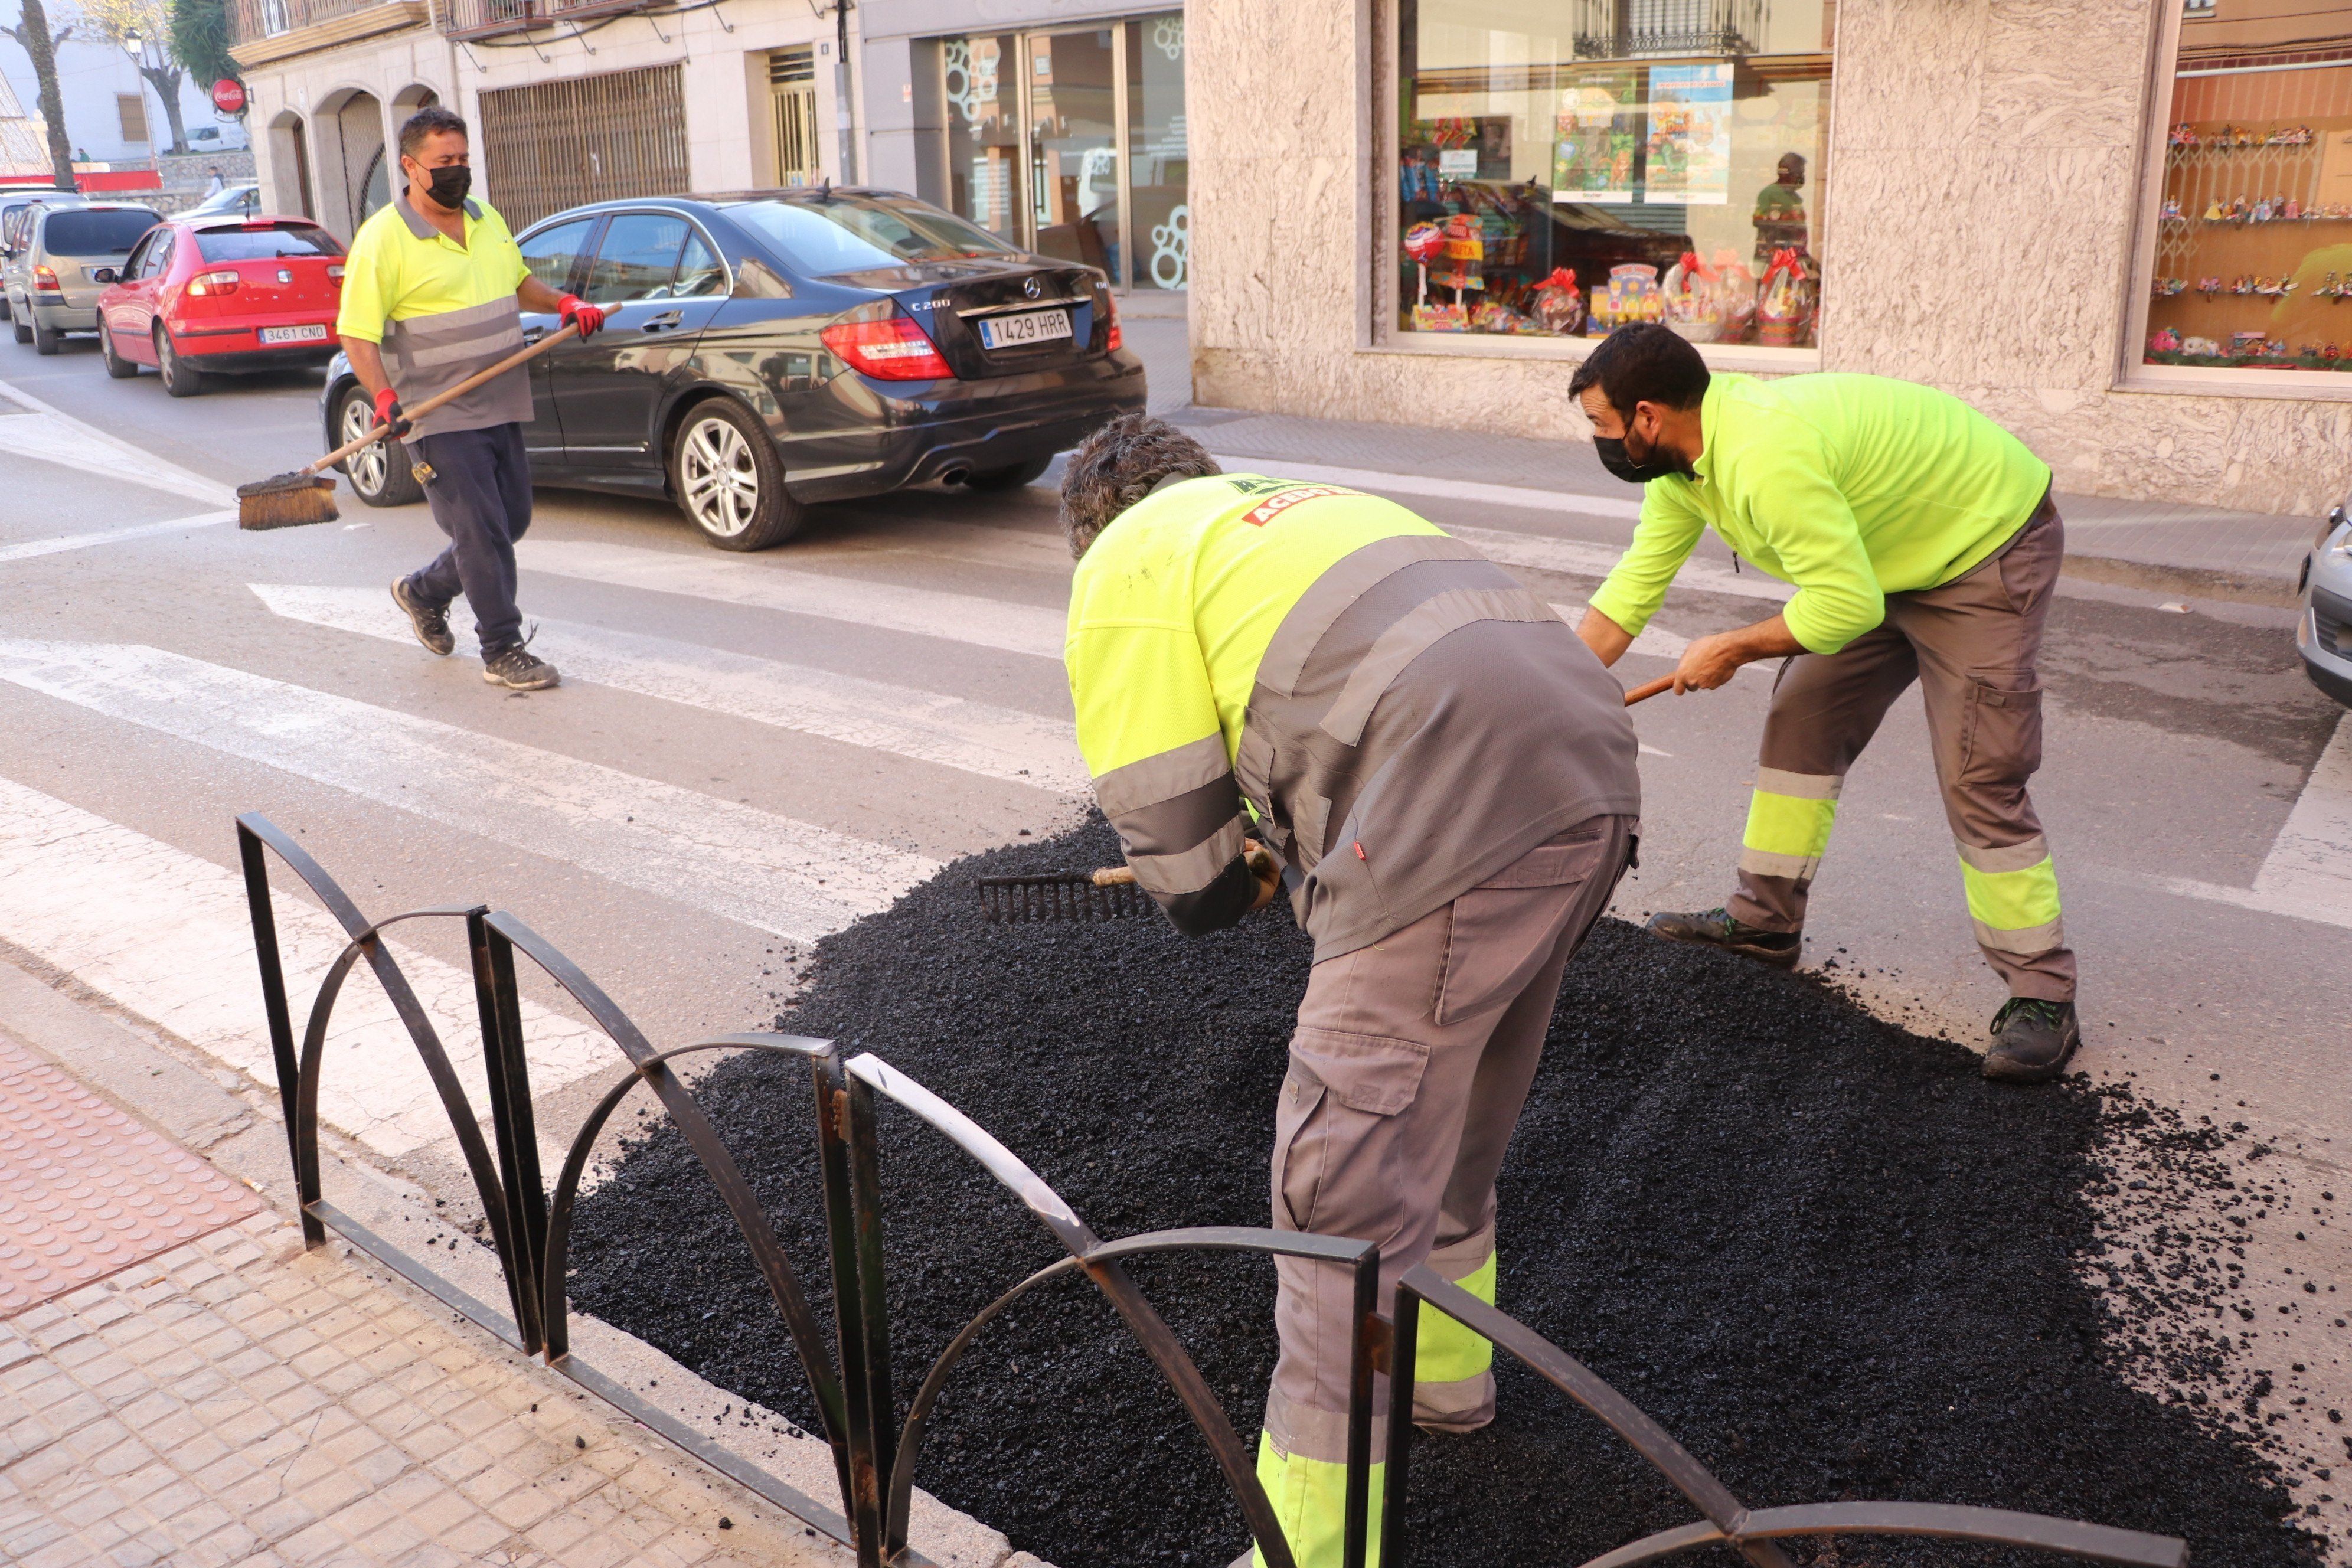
188,269,239,297
32,264,58,293
1105,291,1122,353
819,300,952,381
326,264,345,283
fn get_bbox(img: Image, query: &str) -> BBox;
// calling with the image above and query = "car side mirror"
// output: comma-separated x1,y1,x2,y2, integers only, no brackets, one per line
91,267,117,284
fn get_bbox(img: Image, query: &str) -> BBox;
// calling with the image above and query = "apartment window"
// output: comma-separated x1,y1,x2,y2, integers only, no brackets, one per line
2135,0,2352,383
117,93,149,144
476,64,689,231
769,47,821,187
1391,0,1831,349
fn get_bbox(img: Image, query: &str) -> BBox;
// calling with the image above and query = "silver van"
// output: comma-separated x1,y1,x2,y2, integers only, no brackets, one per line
5,202,160,355
0,189,89,322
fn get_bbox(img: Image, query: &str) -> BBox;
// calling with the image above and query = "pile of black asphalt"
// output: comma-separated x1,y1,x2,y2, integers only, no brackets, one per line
564,815,2322,1568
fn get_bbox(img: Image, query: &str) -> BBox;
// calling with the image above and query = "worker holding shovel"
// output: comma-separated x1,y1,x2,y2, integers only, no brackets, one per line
1570,322,2078,1083
335,105,605,691
1060,412,1642,1568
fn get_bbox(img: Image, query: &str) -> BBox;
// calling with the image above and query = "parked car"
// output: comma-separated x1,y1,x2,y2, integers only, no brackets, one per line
319,186,1147,550
184,182,263,221
5,202,162,355
2297,481,2352,708
0,188,89,321
93,214,345,396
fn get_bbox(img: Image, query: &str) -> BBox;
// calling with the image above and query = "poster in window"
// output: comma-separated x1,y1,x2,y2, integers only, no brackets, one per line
1644,64,1734,205
1552,68,1639,203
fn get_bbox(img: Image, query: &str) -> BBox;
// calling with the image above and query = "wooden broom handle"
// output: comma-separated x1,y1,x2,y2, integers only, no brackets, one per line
305,320,582,477
1623,674,1678,705
1092,838,1270,888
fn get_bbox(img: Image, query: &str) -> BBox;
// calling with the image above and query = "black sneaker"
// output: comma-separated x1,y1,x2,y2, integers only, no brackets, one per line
1983,998,2080,1083
482,645,560,690
1644,907,1801,969
390,577,453,656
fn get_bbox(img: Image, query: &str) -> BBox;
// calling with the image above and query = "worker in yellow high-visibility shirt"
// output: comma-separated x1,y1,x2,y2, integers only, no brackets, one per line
1061,412,1641,1567
1570,323,2079,1083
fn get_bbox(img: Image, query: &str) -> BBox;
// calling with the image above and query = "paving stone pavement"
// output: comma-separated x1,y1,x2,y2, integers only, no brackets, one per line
0,1213,856,1568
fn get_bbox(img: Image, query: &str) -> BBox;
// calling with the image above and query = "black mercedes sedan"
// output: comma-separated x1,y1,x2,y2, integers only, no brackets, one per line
320,187,1146,550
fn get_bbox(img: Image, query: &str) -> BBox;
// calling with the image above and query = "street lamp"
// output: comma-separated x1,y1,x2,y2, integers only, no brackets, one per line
120,24,142,55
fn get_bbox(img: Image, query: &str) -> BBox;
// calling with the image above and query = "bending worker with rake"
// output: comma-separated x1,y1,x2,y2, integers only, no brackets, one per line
339,104,606,691
1060,412,1642,1566
1570,322,2079,1082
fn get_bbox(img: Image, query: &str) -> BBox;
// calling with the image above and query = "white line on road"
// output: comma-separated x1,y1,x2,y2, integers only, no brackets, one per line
1453,523,1794,603
519,539,1069,661
251,583,1088,795
1209,455,1645,522
0,509,240,566
0,372,237,507
0,640,941,942
0,774,615,1157
2150,711,2352,930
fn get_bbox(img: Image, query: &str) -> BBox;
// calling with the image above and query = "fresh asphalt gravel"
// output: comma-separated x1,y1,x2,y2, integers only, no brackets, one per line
565,816,2327,1567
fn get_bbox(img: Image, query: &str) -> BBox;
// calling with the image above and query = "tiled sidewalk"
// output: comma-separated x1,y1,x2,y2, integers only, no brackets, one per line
0,1213,850,1568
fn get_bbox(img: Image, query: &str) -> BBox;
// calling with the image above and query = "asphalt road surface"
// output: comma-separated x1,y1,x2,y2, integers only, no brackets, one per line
2,324,2346,1549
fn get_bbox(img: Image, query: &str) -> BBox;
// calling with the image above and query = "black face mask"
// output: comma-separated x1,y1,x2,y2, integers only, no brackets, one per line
417,164,471,210
1593,429,1685,485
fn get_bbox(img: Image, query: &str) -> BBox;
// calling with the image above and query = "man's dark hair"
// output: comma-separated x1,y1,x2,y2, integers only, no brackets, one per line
1060,410,1221,558
1566,322,1710,418
398,106,468,165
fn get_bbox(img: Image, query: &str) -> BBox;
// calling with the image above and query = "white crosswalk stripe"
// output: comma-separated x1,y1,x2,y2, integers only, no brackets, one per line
250,584,1088,795
0,775,615,1158
0,640,940,942
518,538,1067,660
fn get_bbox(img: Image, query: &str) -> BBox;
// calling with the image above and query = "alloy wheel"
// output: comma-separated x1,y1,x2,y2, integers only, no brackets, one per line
342,393,388,498
679,413,760,539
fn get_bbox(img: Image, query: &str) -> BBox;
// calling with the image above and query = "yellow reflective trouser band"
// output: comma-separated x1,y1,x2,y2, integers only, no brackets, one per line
1958,850,2064,953
1739,786,1838,881
1254,1432,1383,1568
1413,1251,1495,1384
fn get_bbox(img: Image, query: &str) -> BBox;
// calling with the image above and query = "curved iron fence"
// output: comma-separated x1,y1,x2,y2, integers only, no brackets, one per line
233,813,2188,1568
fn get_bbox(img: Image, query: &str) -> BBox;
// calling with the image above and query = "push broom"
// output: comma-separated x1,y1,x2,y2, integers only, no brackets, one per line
236,321,582,530
982,675,1685,921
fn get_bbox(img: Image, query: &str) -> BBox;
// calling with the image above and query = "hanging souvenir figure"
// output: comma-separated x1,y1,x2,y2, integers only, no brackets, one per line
1569,324,2082,1083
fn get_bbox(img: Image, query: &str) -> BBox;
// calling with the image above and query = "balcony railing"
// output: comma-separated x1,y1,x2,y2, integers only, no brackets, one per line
439,0,654,43
226,0,430,60
1573,0,1765,57
226,0,379,45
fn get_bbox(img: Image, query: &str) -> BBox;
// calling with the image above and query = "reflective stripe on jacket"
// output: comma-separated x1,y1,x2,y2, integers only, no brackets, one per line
1066,474,1641,961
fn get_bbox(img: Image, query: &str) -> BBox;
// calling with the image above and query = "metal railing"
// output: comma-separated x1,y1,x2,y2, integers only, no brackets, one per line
472,64,690,231
227,0,401,44
437,0,654,43
235,810,2193,1568
1573,0,1764,57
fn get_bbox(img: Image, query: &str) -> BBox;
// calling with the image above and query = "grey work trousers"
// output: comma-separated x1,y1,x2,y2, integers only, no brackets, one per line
1263,813,1636,1464
1726,496,2076,1000
403,420,534,658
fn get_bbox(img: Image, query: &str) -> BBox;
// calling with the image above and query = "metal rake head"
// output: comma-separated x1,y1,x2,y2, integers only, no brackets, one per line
977,873,1158,923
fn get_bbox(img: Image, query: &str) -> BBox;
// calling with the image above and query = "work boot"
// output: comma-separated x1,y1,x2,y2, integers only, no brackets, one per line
390,577,453,656
1643,907,1800,970
1982,998,2080,1083
482,645,560,690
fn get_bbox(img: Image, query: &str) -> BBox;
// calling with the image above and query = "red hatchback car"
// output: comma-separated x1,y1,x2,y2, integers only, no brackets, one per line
94,214,346,396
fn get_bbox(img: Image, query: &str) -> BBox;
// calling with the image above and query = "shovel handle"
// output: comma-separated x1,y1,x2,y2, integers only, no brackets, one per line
1623,674,1678,705
306,320,582,476
1092,837,1267,888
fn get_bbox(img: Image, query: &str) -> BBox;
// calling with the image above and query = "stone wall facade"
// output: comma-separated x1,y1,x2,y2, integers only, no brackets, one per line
1189,0,2352,518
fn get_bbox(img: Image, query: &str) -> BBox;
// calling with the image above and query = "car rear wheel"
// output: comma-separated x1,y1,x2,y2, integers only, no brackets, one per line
962,456,1054,491
32,318,60,355
155,325,201,395
671,400,801,551
335,383,423,507
100,323,137,379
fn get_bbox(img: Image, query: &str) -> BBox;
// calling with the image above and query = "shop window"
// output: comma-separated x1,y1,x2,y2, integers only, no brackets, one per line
2138,5,2352,378
1126,13,1188,290
944,34,1023,242
1393,0,1830,348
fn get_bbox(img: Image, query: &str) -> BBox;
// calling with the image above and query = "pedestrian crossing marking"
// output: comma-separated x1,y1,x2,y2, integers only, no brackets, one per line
0,640,940,942
2150,711,2352,931
518,539,1067,661
251,584,1088,796
0,511,240,566
0,774,613,1159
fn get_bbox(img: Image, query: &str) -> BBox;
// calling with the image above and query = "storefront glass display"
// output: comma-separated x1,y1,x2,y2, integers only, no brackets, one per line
1030,30,1123,278
2139,5,2352,375
1126,14,1190,290
1393,0,1831,345
944,34,1022,243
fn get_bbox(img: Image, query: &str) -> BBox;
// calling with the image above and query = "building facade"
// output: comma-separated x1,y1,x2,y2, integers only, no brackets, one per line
1188,0,2352,517
3,5,236,169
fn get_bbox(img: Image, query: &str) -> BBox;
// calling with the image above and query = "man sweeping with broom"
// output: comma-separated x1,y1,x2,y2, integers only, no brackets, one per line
1060,412,1642,1567
338,105,605,691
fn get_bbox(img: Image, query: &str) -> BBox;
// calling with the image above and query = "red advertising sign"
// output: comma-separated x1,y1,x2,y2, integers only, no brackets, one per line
211,78,246,115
